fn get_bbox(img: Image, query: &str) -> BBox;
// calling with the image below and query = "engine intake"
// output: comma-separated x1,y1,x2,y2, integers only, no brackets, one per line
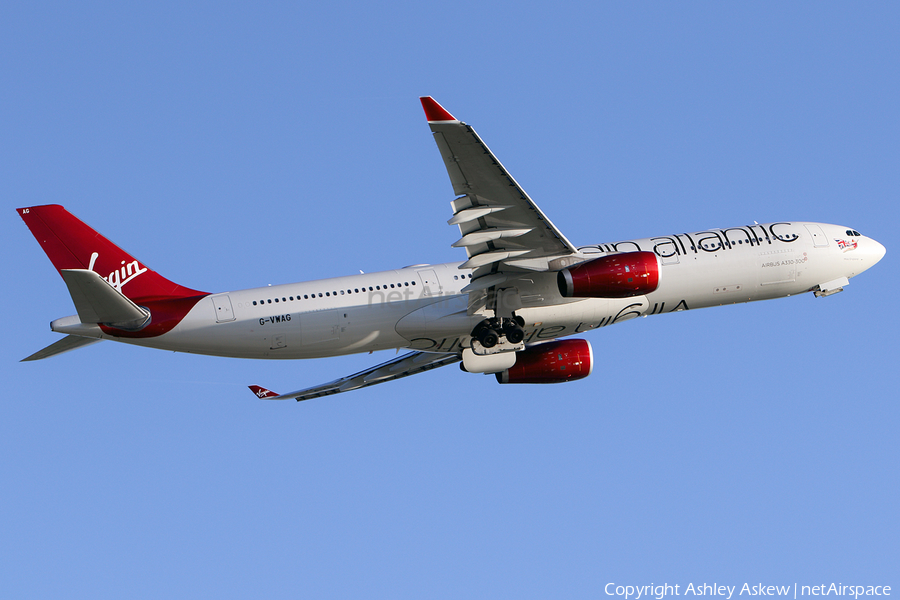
496,339,593,384
557,251,660,298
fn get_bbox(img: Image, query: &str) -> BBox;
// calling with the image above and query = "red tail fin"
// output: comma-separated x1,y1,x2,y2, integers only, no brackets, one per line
18,205,205,302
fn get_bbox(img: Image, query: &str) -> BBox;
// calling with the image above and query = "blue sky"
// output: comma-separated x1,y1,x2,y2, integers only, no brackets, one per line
2,2,898,598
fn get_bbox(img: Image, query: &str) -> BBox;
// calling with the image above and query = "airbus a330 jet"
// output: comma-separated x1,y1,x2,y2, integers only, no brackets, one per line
18,97,886,400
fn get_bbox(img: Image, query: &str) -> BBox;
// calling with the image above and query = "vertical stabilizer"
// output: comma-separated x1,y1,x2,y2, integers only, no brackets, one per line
17,205,205,302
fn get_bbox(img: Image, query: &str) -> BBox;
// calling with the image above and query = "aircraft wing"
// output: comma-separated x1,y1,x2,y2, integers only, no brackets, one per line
421,97,579,287
249,350,460,402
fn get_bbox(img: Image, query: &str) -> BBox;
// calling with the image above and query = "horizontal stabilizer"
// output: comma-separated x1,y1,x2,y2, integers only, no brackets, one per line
60,269,150,328
21,335,102,362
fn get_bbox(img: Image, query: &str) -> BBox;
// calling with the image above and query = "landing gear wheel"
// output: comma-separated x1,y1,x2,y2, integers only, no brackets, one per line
504,324,525,344
478,327,500,349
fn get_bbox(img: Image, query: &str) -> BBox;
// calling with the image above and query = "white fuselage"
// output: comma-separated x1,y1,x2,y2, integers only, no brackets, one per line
54,221,884,359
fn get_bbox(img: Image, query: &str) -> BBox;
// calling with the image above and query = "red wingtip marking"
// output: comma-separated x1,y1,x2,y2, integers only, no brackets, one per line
420,97,457,122
249,385,280,399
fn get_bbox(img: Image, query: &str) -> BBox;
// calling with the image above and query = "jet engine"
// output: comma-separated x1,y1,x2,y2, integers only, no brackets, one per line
495,339,593,384
557,251,660,298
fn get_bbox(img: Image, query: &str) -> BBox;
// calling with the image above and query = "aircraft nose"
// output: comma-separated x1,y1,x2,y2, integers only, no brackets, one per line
862,237,886,270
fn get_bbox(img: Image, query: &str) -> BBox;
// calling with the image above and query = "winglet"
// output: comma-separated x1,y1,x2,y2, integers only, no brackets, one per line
249,385,282,399
420,97,458,122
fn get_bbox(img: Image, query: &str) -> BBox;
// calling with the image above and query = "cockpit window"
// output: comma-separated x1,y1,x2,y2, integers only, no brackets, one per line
846,229,862,237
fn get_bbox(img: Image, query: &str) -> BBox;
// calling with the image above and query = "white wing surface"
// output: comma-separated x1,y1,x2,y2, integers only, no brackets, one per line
421,96,578,285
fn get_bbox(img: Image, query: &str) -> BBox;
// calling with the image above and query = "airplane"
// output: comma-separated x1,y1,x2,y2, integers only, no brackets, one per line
17,97,886,401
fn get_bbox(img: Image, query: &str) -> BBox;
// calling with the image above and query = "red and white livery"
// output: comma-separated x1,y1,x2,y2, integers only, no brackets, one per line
18,98,886,400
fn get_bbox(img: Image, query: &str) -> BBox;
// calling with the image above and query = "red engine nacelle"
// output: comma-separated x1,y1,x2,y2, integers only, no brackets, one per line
496,339,593,384
557,251,660,298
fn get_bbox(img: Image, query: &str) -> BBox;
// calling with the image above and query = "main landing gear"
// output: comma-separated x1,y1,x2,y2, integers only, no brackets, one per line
471,315,525,349
462,314,526,372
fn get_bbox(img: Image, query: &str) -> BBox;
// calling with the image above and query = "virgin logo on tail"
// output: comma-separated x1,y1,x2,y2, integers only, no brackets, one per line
88,252,148,291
